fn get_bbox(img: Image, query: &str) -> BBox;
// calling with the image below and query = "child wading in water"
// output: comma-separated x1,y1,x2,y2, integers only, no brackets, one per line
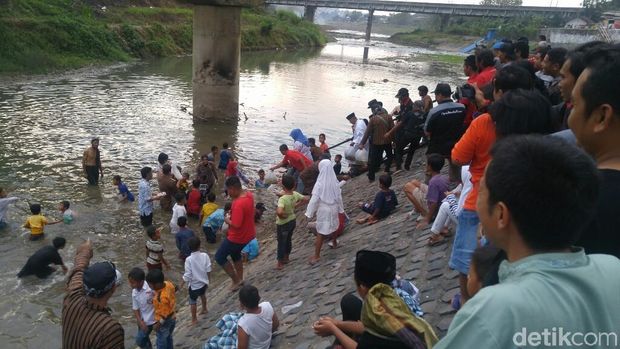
182,237,211,325
275,175,308,270
58,201,75,224
357,174,398,225
113,175,135,202
24,204,60,240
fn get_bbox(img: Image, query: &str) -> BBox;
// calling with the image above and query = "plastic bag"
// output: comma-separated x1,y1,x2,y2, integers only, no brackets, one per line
264,170,278,185
355,148,369,162
344,145,357,161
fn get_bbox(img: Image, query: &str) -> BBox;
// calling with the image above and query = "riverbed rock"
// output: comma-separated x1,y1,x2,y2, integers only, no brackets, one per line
174,149,458,347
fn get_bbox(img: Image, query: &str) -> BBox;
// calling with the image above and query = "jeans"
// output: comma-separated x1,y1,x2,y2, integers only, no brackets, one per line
276,220,296,261
449,209,480,275
368,144,393,180
155,318,175,349
135,324,154,349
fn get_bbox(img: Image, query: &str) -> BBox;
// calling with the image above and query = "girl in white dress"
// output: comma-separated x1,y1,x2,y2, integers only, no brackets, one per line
305,159,345,264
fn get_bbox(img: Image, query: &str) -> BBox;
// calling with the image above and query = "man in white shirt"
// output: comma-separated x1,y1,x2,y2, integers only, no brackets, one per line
128,267,156,349
347,113,367,150
182,237,211,325
237,285,279,349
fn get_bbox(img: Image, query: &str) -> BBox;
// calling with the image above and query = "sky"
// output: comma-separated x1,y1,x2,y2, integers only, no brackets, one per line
399,0,582,7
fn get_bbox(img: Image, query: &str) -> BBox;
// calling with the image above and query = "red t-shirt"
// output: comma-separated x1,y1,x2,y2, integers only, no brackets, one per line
472,66,496,89
283,150,313,172
228,191,256,244
187,188,201,216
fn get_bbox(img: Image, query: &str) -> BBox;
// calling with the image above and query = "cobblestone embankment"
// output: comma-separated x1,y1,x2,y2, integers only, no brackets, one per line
175,151,459,348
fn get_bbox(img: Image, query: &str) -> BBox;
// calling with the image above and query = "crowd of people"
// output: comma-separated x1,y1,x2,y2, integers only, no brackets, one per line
1,36,620,349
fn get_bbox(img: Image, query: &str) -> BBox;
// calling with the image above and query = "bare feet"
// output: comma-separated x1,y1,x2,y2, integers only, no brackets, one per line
275,261,284,270
356,216,368,224
309,257,320,265
191,320,198,326
367,216,379,225
200,309,208,315
230,281,243,292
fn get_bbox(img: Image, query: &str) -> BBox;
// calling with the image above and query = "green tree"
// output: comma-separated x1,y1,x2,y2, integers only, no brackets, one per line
480,0,523,5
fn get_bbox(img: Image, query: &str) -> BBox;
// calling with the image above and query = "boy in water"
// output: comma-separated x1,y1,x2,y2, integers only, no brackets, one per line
319,133,329,153
0,187,18,230
255,169,270,189
218,142,232,170
128,267,156,349
146,269,177,349
58,201,74,224
113,175,135,202
146,226,170,271
182,237,211,325
177,172,190,193
24,204,60,240
18,237,68,278
186,180,202,218
175,217,195,261
199,193,219,228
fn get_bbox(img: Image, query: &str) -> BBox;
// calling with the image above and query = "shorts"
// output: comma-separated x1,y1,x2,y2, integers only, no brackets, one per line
140,213,153,227
410,183,429,213
449,209,480,275
188,284,207,305
29,234,44,241
215,238,247,266
146,262,162,271
203,226,216,244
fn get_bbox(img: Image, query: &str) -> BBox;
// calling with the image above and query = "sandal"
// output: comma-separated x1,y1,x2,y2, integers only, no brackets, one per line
428,233,447,246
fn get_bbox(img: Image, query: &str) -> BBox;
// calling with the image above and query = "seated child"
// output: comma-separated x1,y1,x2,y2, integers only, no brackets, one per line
128,267,156,349
255,170,271,189
428,165,471,246
202,203,231,244
241,238,260,263
24,204,60,240
199,193,219,228
146,226,170,271
187,180,202,217
170,192,187,235
177,172,190,193
403,154,450,230
113,175,135,202
182,237,211,325
357,174,398,225
175,217,195,261
237,285,279,349
145,269,177,349
458,245,504,310
58,201,74,224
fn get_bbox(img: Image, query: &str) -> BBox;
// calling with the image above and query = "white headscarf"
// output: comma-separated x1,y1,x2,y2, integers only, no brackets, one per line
311,159,342,205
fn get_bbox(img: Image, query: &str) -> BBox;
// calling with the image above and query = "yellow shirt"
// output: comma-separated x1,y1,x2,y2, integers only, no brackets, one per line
153,281,176,321
24,215,48,235
200,202,219,226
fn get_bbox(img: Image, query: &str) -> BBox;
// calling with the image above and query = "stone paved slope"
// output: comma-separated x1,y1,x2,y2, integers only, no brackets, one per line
175,153,459,348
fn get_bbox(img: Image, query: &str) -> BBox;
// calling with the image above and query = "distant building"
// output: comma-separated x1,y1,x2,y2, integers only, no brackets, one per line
601,11,620,29
564,17,594,29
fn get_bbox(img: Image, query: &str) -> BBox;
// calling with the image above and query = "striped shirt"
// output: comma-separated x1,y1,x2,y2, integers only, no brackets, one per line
62,245,124,349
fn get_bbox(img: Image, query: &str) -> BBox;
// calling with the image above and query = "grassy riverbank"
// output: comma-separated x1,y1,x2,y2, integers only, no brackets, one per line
389,29,476,51
0,0,327,74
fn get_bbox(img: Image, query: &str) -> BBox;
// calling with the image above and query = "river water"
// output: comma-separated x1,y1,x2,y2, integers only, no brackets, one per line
0,32,463,348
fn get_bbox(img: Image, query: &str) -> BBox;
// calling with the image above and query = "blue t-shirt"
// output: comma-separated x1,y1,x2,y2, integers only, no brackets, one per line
255,179,271,189
175,228,194,258
118,183,135,202
218,149,232,170
203,208,225,231
241,238,259,260
373,189,398,218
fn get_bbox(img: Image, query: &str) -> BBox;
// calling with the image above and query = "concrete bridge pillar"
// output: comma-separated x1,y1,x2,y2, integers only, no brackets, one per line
439,14,450,32
304,6,317,22
190,0,263,122
365,9,375,42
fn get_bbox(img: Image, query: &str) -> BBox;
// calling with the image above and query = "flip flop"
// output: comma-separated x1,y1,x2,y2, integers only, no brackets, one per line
428,233,447,246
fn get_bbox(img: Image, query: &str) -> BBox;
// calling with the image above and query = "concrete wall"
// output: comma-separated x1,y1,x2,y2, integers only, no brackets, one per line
542,28,619,45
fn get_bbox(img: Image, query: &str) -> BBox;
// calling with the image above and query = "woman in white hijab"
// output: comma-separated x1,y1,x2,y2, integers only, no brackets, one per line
306,159,345,264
